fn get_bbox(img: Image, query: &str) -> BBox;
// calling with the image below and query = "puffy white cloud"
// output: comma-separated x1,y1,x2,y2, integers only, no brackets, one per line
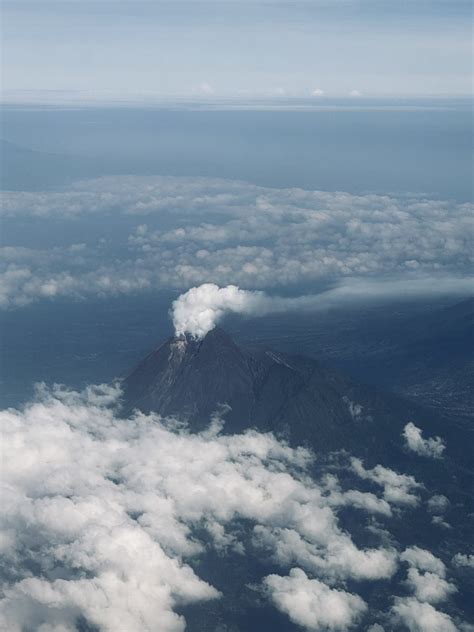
400,546,447,576
0,262,153,309
0,383,402,631
391,597,457,632
351,458,422,507
403,422,446,459
427,494,450,514
404,568,457,604
1,175,472,308
322,474,392,517
431,515,452,529
264,568,367,631
253,525,397,583
452,553,474,569
330,489,392,517
400,546,456,605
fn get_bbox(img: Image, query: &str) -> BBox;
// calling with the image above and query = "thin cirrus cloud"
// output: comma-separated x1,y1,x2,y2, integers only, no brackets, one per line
0,175,472,309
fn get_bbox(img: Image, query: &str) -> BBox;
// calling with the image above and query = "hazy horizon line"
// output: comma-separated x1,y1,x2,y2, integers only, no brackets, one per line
2,91,473,111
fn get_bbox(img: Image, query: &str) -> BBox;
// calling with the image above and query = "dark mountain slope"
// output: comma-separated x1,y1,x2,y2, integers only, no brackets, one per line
122,327,468,463
225,297,473,422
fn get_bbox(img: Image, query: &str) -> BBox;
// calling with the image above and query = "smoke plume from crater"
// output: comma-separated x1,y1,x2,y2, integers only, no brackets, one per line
171,279,474,339
171,283,323,338
171,284,270,338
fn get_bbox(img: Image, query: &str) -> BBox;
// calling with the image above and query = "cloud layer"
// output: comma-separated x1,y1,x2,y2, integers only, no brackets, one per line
1,175,472,308
1,382,465,631
0,383,397,631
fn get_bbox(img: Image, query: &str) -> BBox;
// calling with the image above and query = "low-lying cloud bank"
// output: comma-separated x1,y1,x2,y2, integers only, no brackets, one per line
0,384,465,631
1,175,473,308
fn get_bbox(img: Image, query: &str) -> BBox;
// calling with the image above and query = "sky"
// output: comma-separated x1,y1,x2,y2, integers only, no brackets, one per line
1,0,472,103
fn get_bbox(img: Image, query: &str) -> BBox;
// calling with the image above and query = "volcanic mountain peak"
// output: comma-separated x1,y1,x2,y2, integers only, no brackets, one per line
122,326,433,456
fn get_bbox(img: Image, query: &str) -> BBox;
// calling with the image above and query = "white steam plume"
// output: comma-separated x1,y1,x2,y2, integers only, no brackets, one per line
171,279,474,339
171,283,322,338
172,284,270,338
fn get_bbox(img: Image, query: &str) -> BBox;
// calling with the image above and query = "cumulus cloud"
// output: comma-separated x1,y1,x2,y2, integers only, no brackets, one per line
427,494,450,514
0,383,405,631
401,546,447,576
253,525,397,582
403,422,446,458
322,473,392,517
391,597,457,632
1,175,472,308
400,546,456,606
0,261,153,309
351,458,422,507
431,515,452,529
404,568,457,603
452,553,474,568
264,568,367,631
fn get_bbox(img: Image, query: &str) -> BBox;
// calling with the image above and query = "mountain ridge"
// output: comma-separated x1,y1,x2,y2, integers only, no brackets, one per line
122,326,458,462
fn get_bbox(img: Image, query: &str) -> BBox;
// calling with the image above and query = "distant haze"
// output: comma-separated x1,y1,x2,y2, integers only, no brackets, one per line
2,1,471,101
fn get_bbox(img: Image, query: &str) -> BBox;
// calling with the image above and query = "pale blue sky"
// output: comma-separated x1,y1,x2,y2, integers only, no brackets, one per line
1,0,472,102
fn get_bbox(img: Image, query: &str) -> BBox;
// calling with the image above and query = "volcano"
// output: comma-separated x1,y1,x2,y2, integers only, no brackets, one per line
122,327,433,455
